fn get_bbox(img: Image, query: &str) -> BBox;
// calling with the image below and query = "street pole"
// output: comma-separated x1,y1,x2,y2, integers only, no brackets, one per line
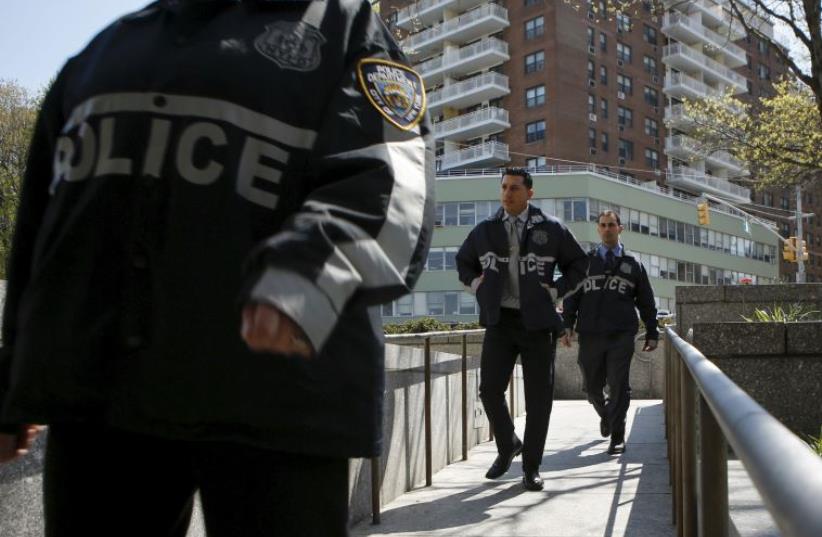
795,185,806,283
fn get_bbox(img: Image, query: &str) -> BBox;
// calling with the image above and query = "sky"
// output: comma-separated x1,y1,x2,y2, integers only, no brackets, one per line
0,0,151,93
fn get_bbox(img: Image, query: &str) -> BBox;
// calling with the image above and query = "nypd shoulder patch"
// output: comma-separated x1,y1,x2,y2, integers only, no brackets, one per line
357,58,426,131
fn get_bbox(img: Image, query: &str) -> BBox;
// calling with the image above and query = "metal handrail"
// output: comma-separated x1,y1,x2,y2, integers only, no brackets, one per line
371,328,492,524
665,327,822,537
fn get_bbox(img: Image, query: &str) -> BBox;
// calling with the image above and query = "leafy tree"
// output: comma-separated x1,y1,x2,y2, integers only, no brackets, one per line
0,80,41,278
682,80,822,187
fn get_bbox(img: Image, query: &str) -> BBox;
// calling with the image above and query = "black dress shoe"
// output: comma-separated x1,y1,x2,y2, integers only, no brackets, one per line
607,436,625,455
485,439,523,479
522,469,544,491
600,417,610,438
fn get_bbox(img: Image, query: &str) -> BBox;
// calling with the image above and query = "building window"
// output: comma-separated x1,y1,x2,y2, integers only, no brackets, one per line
616,42,632,63
618,139,634,160
588,128,597,148
587,27,595,47
643,55,657,74
758,37,769,55
617,106,633,127
746,53,753,69
525,50,545,73
526,156,546,170
643,25,657,44
587,59,595,80
747,80,753,95
758,64,771,80
600,98,608,118
601,132,609,151
525,16,545,40
526,85,546,107
644,117,658,137
644,86,658,106
600,65,608,85
524,0,542,6
645,148,659,168
588,94,596,114
616,13,631,33
763,192,773,206
599,32,607,52
526,120,546,142
617,74,632,95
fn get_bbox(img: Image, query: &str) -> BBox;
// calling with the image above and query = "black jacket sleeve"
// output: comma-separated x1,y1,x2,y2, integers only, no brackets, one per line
243,3,434,352
553,226,588,301
635,263,659,340
456,227,481,288
562,286,582,331
0,66,70,428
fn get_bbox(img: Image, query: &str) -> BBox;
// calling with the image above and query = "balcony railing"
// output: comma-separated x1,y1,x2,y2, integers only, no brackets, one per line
439,141,509,170
401,4,508,57
663,43,747,91
663,12,747,66
669,164,751,201
427,72,509,111
395,0,487,30
417,38,509,85
433,106,509,140
665,71,722,99
666,134,746,173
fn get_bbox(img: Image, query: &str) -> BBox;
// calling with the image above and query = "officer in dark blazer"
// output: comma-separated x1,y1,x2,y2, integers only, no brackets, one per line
561,210,658,454
457,167,587,490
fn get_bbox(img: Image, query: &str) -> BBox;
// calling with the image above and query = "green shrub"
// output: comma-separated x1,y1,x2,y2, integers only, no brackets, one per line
740,303,820,323
808,427,822,458
383,317,481,334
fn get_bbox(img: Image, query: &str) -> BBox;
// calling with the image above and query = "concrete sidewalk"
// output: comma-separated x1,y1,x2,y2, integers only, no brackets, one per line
352,400,674,537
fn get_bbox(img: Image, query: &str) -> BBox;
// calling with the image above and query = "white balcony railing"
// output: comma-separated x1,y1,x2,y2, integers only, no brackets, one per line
665,71,721,99
395,0,487,29
663,43,747,90
434,106,509,139
669,164,751,201
417,38,509,85
401,4,508,54
439,141,509,170
663,12,747,66
427,72,509,109
666,134,746,173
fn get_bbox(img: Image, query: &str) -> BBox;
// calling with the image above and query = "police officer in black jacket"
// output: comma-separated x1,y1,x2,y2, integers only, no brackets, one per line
561,210,658,455
0,1,433,535
457,168,587,490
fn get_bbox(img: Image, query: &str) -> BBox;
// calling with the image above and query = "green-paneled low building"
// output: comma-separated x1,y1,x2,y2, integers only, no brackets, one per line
381,167,780,323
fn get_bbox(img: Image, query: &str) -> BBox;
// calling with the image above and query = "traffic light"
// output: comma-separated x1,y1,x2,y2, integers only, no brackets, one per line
800,238,809,261
783,236,797,262
697,201,710,226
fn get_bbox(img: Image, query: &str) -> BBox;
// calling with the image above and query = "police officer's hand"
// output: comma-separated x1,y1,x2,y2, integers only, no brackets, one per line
642,339,658,352
560,329,574,348
0,425,42,464
241,303,314,359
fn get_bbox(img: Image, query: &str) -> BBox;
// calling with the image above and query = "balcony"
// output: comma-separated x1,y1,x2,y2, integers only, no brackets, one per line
662,43,747,93
664,71,721,100
417,38,509,87
427,72,509,115
438,141,509,171
662,12,747,67
401,4,509,60
395,0,486,31
664,104,693,129
665,134,746,175
433,106,509,141
668,164,751,202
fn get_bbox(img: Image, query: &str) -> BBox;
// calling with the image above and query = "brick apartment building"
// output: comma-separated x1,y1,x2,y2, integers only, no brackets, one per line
381,0,818,282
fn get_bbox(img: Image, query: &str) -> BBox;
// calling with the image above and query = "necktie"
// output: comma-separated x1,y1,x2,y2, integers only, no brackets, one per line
507,219,520,299
605,249,615,272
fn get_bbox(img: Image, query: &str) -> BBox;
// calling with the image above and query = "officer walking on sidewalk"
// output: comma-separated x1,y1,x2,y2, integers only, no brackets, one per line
457,168,587,490
561,210,658,454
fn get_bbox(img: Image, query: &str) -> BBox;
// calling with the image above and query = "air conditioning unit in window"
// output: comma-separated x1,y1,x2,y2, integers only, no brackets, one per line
589,147,597,155
588,45,596,55
588,78,596,88
618,157,626,166
588,113,597,122
617,59,624,67
617,91,626,100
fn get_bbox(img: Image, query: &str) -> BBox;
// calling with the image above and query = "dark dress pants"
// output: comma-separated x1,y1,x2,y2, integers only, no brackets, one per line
43,424,350,537
479,308,556,471
577,332,635,439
